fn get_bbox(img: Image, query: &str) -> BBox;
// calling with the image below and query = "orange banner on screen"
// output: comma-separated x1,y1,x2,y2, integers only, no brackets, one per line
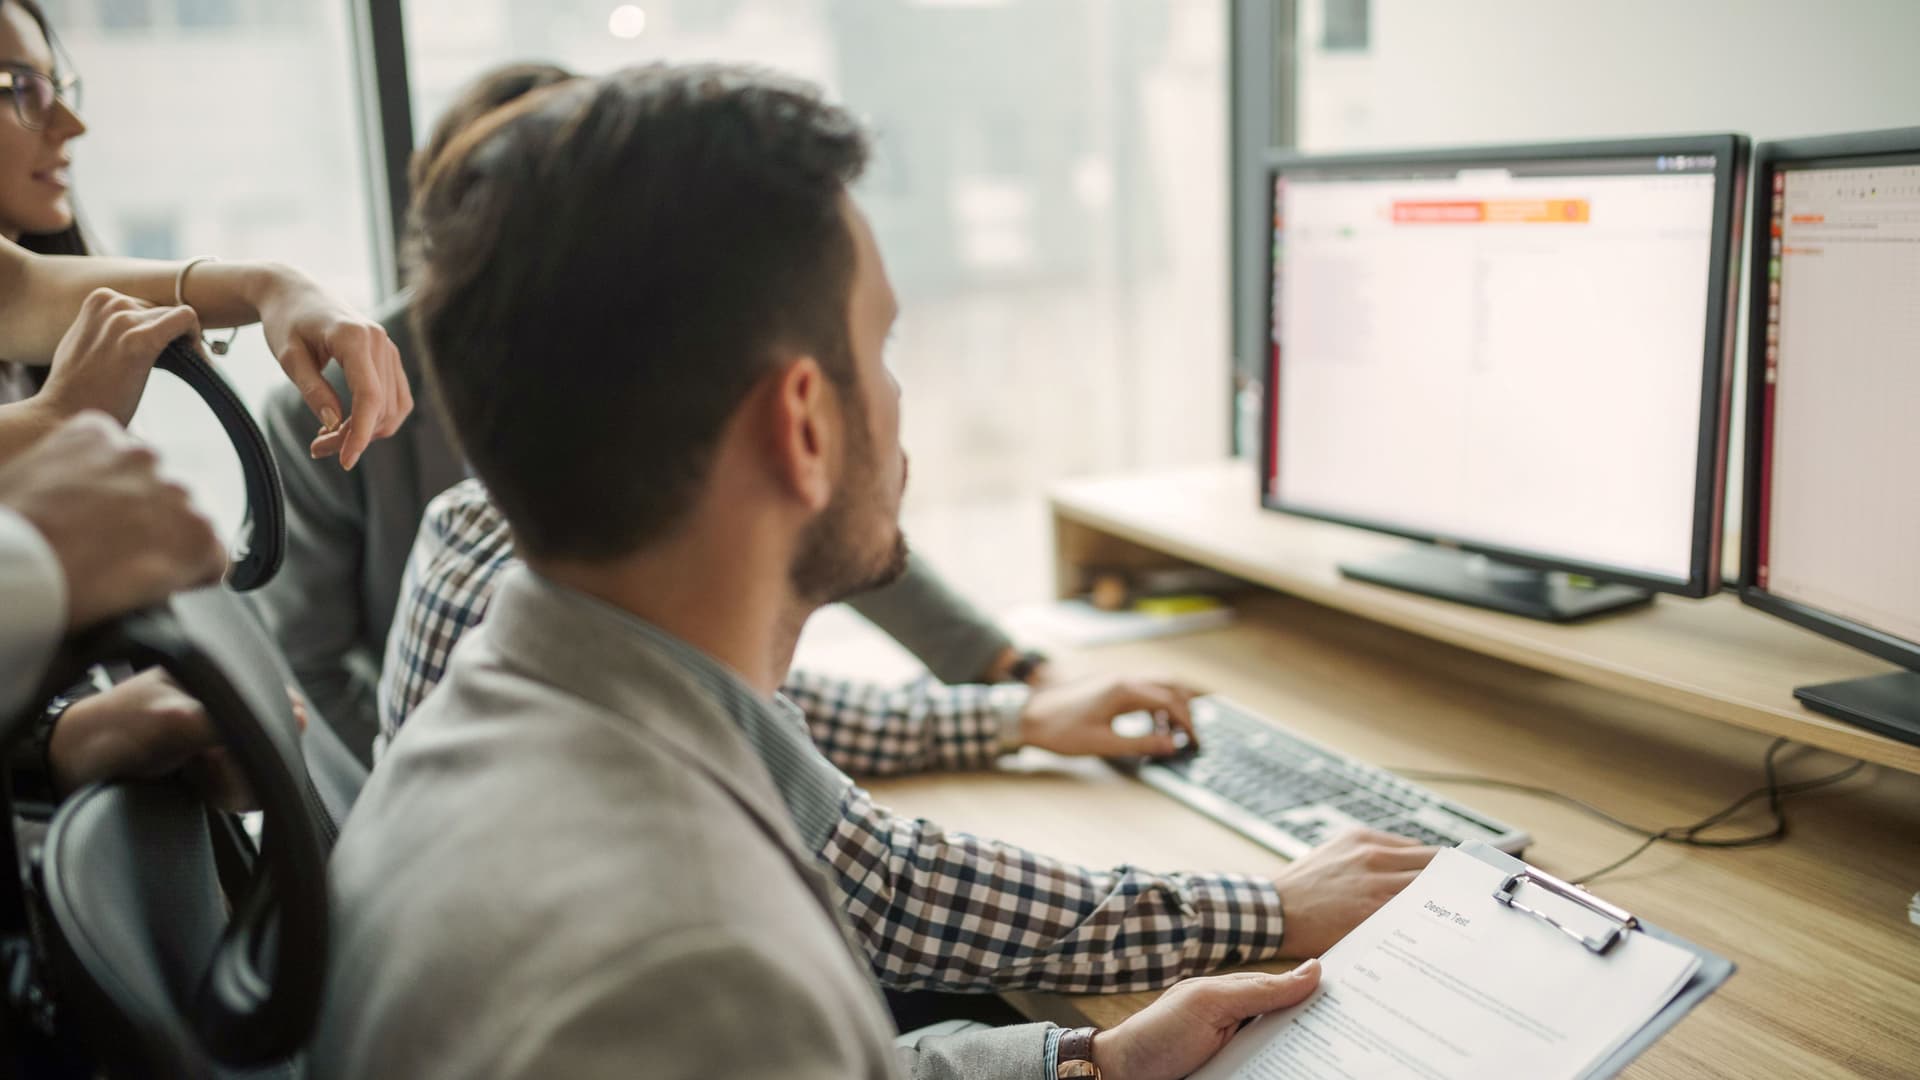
1789,213,1825,224
1392,198,1590,224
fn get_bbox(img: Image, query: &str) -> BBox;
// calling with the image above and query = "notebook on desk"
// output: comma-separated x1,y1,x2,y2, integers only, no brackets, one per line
1191,843,1734,1080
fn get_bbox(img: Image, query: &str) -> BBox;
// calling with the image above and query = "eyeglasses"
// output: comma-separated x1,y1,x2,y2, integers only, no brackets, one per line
0,66,81,131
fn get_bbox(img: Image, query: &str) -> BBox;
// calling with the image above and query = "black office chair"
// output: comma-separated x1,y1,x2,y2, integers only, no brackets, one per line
136,335,362,824
0,340,339,1076
154,335,286,592
156,335,369,822
155,330,364,825
32,589,332,1078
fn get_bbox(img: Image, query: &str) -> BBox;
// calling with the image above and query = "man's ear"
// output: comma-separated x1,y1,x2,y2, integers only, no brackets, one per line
766,356,836,513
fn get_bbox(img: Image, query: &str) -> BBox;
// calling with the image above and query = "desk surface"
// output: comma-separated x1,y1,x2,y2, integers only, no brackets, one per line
864,593,1920,1079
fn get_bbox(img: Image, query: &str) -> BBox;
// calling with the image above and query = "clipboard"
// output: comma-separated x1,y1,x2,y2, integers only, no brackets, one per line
1457,842,1736,1080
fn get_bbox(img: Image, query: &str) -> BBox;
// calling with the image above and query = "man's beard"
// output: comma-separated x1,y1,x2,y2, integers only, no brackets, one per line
790,488,909,606
789,410,909,606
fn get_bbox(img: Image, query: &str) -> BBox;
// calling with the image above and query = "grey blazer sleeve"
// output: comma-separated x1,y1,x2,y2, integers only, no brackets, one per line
0,509,65,718
248,376,380,753
844,550,1016,685
895,1021,1054,1080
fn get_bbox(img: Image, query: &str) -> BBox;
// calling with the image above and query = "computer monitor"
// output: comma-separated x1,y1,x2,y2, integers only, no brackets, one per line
1739,127,1920,748
1260,135,1749,621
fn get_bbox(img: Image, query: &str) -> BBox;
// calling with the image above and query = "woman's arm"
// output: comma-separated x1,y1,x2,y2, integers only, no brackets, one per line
0,240,412,469
1,241,271,342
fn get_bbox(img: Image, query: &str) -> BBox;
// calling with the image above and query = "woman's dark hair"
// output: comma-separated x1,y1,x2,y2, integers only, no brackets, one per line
4,0,87,256
410,62,576,194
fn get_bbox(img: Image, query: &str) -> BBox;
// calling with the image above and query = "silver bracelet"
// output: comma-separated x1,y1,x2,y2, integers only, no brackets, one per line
173,255,241,356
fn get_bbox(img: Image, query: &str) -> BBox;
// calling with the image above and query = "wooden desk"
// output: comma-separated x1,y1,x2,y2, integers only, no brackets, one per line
1049,462,1920,776
861,468,1920,1079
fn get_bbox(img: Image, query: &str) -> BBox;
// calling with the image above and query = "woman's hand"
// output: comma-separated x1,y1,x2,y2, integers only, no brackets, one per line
35,287,200,428
249,264,413,470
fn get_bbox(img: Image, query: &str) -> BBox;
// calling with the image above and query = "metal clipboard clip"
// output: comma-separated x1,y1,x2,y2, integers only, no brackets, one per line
1493,865,1639,956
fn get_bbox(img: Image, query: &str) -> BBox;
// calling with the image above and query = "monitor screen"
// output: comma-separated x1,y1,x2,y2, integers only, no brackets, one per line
1265,148,1732,588
1751,154,1920,651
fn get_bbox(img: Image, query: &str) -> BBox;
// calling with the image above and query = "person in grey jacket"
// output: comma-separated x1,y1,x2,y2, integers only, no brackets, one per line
254,63,1043,763
316,63,1331,1080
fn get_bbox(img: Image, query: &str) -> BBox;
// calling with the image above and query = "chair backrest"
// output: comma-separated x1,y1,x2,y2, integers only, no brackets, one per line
33,588,332,1077
35,784,291,1080
158,331,366,824
153,336,286,592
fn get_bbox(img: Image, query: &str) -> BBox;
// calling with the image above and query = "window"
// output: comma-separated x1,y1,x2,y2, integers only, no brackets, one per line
177,0,240,31
42,0,383,541
117,211,180,260
93,0,154,33
402,0,1229,612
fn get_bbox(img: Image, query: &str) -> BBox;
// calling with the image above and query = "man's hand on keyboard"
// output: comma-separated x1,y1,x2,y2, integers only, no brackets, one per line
1270,828,1439,956
1018,676,1200,758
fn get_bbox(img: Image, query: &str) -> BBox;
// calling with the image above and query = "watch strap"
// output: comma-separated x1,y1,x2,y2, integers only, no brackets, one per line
1056,1026,1100,1078
8,692,74,813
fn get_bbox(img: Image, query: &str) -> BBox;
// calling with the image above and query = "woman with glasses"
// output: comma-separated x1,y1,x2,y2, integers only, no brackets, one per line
0,0,411,465
0,0,85,408
0,3,76,255
0,1,77,260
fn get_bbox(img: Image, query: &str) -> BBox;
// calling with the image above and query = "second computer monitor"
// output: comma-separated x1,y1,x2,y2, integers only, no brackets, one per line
1261,136,1749,620
1740,126,1920,746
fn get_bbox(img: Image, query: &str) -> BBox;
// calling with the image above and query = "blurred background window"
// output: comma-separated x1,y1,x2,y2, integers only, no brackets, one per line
401,0,1231,614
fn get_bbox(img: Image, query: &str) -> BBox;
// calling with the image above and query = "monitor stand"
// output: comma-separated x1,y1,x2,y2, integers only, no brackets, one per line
1794,671,1920,749
1339,545,1653,623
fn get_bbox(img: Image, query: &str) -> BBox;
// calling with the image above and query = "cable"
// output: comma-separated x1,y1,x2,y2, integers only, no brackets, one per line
1396,739,1869,884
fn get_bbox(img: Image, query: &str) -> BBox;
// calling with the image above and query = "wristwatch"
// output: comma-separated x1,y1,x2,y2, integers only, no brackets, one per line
1056,1026,1101,1078
8,692,77,810
1006,648,1050,684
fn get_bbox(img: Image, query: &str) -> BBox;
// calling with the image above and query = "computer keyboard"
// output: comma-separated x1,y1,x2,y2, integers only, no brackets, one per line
1132,696,1530,859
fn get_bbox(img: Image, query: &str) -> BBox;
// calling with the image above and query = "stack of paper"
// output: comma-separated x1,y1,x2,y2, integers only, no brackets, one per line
1193,848,1706,1080
1005,598,1234,648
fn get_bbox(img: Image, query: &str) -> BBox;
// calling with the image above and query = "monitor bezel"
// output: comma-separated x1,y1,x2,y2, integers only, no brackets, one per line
1258,134,1750,598
1738,126,1920,674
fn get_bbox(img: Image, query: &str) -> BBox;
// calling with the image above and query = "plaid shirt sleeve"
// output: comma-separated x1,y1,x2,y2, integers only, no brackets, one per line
377,484,1286,997
825,784,1287,994
377,479,519,748
781,671,1031,777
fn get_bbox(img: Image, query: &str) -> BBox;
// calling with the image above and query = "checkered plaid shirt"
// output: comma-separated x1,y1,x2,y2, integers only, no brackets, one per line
379,479,1287,993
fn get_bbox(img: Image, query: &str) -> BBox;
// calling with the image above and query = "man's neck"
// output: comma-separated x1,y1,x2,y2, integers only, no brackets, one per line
531,532,805,697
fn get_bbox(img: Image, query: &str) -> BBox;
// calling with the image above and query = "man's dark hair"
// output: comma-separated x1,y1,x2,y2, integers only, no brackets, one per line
408,64,869,561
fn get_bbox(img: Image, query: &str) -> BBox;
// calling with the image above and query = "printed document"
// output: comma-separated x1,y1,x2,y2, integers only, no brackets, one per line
1192,848,1700,1080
